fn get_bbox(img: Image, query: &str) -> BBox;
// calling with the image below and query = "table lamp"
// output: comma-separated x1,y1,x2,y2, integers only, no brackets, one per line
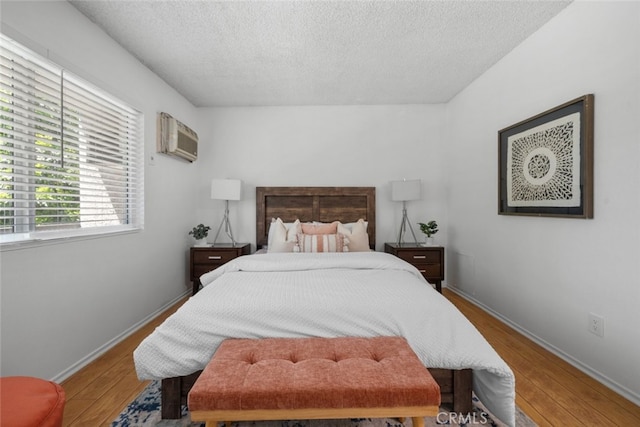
211,178,242,246
391,179,421,245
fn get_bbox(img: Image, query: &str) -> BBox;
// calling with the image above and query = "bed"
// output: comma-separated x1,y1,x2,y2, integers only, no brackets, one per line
133,186,515,426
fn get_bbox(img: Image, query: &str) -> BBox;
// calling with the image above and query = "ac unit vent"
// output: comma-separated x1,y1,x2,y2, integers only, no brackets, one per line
157,112,198,162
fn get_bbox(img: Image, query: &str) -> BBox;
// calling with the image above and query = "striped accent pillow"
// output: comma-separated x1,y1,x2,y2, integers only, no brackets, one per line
297,233,348,253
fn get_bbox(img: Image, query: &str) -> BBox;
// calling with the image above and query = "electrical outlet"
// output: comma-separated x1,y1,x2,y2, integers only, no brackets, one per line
588,313,604,337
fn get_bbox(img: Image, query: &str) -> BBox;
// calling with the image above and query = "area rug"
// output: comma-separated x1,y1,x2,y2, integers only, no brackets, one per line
112,381,536,427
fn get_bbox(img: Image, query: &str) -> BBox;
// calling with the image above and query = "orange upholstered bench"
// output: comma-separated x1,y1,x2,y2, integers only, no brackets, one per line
0,376,66,427
188,336,440,427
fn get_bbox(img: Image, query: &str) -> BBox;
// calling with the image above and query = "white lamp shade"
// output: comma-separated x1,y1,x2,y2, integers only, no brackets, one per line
211,179,242,201
391,179,421,201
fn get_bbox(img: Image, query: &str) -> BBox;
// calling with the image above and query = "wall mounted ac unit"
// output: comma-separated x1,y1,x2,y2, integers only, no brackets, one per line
157,112,198,162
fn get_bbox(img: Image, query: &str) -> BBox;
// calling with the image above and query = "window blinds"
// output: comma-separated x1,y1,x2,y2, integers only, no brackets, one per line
0,34,143,244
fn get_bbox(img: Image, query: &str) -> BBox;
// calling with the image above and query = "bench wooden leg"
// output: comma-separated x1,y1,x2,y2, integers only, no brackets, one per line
412,416,424,427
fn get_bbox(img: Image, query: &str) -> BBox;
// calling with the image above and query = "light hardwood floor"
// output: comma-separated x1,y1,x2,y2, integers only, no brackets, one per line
60,289,640,426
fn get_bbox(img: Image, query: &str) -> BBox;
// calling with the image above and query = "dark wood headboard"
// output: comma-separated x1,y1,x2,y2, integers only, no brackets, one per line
256,187,376,249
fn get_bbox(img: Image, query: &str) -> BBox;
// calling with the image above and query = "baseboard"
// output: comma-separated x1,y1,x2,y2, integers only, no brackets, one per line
446,285,640,407
51,290,190,384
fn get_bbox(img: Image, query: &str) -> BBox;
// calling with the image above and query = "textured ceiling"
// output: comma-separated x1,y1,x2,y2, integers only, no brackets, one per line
69,0,571,107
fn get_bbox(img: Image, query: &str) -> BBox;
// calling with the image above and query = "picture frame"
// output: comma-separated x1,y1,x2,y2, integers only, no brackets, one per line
498,94,594,218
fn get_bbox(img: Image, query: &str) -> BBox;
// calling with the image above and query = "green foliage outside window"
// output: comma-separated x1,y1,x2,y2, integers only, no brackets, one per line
0,90,81,232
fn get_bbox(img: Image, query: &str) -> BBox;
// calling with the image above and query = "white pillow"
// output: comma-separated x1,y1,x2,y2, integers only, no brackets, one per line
337,219,370,252
268,218,300,252
267,218,296,247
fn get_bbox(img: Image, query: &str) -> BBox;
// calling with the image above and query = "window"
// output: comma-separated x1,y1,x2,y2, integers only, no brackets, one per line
0,34,143,245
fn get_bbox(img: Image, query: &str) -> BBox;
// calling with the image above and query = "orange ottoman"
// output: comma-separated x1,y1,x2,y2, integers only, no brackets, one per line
0,376,66,427
189,336,440,427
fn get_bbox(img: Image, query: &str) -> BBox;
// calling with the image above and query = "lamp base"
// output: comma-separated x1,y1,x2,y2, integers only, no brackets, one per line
213,200,236,246
397,202,418,245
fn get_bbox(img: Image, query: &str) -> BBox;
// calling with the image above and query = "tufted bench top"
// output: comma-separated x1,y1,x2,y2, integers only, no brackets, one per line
189,336,440,426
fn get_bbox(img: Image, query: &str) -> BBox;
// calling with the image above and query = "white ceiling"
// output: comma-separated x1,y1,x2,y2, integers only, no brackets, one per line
69,0,571,107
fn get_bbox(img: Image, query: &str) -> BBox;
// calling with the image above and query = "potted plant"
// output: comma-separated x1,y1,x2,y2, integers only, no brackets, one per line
189,224,211,247
418,220,438,246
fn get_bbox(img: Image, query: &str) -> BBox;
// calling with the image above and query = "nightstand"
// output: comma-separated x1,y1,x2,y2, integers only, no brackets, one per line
189,243,250,295
384,243,444,293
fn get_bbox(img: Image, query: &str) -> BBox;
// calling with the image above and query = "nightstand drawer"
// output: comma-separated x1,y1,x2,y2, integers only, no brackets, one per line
395,250,441,264
190,244,251,295
192,250,238,265
414,263,442,277
192,264,219,278
384,243,445,293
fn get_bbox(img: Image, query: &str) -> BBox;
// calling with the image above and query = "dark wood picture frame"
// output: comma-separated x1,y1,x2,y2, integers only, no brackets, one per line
498,94,594,218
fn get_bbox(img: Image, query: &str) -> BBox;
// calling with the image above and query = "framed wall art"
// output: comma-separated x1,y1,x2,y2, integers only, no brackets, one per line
498,94,594,218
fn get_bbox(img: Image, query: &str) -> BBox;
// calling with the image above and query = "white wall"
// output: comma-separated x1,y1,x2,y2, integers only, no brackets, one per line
445,1,640,403
0,2,200,380
194,105,448,251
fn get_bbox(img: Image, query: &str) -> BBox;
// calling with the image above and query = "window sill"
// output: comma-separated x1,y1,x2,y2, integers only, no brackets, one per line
0,227,142,252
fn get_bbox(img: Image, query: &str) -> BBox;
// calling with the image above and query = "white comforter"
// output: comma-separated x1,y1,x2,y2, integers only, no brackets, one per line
133,251,515,426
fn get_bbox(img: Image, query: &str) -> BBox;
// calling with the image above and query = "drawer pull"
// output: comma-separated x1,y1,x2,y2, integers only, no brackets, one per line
413,255,426,259
208,256,222,260
418,269,426,273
